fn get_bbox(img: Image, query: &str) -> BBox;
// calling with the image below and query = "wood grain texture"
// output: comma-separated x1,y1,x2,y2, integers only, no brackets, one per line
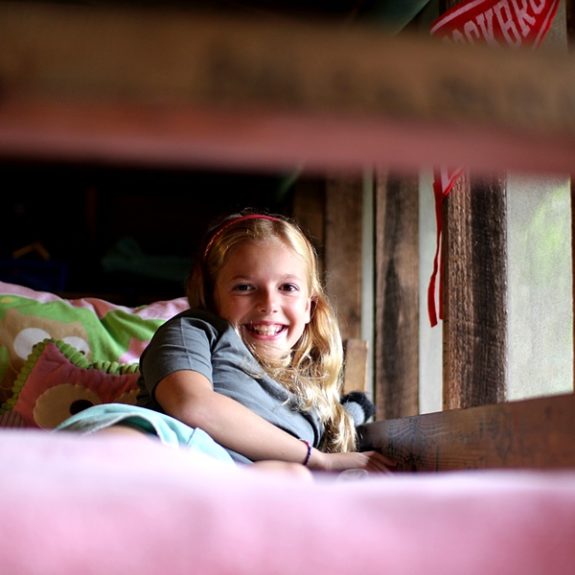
443,175,507,409
342,339,368,394
0,4,574,174
293,182,366,392
374,173,419,420
324,180,363,341
359,392,575,471
291,181,326,277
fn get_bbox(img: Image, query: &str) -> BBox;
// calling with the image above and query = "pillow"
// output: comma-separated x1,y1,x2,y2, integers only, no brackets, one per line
0,280,188,410
8,339,140,429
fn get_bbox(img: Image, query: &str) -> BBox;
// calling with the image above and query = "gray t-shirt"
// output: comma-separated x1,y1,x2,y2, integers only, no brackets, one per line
137,309,323,463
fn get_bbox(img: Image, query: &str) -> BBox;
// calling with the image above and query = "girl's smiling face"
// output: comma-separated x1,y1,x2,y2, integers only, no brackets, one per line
213,238,312,361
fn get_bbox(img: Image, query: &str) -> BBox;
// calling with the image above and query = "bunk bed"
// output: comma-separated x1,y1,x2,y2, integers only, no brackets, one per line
1,3,575,574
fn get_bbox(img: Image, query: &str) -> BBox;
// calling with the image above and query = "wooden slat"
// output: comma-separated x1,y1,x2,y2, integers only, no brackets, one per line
443,175,508,409
293,181,366,392
359,392,575,471
374,173,419,419
0,4,575,174
291,180,326,276
324,180,363,341
342,339,369,395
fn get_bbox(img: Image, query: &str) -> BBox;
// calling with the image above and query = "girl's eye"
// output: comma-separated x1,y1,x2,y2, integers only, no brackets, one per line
232,283,254,292
280,283,299,293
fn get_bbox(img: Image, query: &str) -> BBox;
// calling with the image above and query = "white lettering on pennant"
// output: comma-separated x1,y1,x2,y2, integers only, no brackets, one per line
438,0,553,46
494,0,522,46
476,9,499,45
463,20,482,42
512,0,536,36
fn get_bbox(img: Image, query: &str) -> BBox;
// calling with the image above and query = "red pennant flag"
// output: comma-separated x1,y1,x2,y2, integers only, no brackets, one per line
430,0,560,48
427,0,559,326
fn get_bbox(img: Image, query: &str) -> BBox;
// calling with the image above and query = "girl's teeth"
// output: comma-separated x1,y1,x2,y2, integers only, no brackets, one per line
251,324,282,336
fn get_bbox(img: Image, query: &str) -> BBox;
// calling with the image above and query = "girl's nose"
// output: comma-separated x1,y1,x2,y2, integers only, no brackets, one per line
257,289,278,313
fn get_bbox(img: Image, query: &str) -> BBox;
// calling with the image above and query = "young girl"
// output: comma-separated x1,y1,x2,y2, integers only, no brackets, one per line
57,211,391,476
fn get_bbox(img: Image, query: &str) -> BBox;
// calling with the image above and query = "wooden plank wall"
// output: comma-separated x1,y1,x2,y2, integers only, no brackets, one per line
291,180,325,270
293,180,368,394
443,175,508,409
360,392,575,471
292,179,363,343
324,178,364,342
374,174,419,419
439,0,507,410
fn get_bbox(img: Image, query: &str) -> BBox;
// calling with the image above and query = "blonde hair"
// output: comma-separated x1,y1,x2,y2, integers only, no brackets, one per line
187,212,356,453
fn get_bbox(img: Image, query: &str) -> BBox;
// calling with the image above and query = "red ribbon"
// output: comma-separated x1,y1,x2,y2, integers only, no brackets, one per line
428,168,463,327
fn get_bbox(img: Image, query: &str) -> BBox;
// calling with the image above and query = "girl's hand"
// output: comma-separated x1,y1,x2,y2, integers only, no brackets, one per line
308,449,395,474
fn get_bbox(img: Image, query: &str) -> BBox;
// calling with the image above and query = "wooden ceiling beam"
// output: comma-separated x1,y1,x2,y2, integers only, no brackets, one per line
0,3,574,174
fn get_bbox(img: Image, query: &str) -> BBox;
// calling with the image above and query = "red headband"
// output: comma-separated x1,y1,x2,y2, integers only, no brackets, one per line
203,214,284,258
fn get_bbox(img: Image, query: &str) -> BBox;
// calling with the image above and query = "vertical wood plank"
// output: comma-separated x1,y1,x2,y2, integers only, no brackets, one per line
343,339,369,394
374,173,419,420
293,180,367,394
324,179,363,342
443,175,508,409
439,0,508,410
291,179,326,277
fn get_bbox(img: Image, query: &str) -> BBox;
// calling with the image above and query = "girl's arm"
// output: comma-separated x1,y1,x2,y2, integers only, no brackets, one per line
155,370,392,472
